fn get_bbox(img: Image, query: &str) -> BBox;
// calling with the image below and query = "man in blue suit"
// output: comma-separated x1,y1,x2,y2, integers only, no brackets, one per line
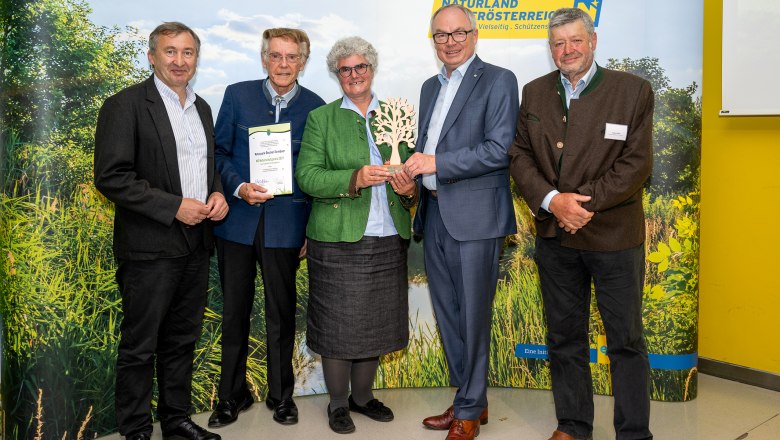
208,28,325,428
403,5,519,440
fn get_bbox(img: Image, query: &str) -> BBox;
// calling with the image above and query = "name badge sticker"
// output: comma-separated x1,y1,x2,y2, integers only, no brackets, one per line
604,123,628,141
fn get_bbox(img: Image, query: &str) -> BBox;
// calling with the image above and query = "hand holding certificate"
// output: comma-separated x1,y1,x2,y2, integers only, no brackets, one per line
239,182,274,205
248,122,293,195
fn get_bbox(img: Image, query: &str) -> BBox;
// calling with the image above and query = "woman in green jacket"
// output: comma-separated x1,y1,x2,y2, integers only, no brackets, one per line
295,36,416,434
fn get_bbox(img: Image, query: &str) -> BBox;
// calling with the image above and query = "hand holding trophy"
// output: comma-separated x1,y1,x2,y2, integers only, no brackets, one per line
373,97,416,173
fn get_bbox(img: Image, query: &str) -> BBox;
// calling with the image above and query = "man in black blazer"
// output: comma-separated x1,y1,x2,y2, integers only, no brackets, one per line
94,22,227,440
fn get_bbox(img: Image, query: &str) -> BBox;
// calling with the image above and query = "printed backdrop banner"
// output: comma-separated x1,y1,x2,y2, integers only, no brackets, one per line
0,0,702,437
430,0,603,38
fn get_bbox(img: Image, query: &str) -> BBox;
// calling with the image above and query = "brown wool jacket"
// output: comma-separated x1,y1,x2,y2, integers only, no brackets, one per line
509,65,654,251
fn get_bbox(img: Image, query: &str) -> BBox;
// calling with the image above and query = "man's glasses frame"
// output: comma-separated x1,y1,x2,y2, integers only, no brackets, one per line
432,29,474,44
266,52,302,64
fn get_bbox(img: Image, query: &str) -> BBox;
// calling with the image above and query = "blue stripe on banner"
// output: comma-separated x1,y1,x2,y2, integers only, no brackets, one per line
514,344,548,359
515,344,698,370
648,353,698,370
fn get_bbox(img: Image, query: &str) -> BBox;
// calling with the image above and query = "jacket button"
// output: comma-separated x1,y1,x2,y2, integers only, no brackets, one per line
333,203,338,209
556,141,564,149
390,201,395,206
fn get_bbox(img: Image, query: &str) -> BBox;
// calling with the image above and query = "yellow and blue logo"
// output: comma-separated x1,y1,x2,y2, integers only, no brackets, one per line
574,0,602,26
429,1,604,39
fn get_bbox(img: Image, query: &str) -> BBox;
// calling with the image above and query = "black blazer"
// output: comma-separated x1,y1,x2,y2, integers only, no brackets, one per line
94,75,223,260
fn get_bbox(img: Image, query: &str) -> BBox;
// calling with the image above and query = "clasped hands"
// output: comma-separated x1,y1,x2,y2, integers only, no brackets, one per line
356,163,416,196
176,192,229,226
549,193,594,234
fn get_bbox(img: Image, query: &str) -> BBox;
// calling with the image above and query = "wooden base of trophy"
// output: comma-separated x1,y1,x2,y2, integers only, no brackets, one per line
384,164,402,174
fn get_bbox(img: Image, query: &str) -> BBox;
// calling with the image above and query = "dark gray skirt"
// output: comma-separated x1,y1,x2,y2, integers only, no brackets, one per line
306,235,409,359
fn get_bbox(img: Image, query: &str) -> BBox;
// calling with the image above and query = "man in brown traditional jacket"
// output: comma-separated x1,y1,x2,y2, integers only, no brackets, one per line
509,7,654,440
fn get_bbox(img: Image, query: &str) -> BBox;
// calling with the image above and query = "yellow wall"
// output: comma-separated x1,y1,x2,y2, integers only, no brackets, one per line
700,1,780,374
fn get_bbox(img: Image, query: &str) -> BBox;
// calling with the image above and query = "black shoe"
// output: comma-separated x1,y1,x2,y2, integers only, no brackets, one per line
208,391,254,428
266,397,299,425
348,395,394,422
126,433,151,440
327,405,355,434
162,418,221,440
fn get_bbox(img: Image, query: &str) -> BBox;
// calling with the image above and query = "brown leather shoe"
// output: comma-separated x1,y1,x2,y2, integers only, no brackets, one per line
422,405,488,430
548,429,593,440
446,419,480,440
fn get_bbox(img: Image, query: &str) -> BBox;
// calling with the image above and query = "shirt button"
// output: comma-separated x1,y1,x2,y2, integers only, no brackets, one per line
556,141,564,149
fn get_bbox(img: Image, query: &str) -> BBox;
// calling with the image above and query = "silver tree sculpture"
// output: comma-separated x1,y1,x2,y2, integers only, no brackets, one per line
373,97,417,167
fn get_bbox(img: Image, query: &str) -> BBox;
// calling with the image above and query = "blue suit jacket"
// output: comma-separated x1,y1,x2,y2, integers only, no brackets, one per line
213,80,325,247
413,56,519,241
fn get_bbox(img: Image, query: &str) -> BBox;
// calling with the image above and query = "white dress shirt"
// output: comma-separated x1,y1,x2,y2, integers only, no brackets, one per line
421,53,477,191
154,75,208,203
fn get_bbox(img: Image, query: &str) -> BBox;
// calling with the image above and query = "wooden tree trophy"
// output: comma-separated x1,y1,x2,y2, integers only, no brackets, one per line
373,97,416,173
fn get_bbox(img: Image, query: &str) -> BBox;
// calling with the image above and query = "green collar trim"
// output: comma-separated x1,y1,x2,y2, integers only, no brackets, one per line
556,63,604,112
580,63,603,97
556,78,567,114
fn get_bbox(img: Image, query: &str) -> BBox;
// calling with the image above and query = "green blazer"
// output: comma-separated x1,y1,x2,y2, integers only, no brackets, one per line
296,98,414,242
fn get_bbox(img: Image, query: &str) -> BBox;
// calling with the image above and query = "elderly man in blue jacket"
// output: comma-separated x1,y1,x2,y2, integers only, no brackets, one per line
208,27,325,428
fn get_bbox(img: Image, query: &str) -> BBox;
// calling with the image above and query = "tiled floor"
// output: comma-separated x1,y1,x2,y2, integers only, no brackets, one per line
101,374,780,439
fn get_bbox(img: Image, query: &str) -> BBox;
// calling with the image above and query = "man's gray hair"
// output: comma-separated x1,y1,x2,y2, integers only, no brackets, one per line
430,4,477,33
149,22,201,54
547,8,595,40
326,36,378,73
261,28,311,61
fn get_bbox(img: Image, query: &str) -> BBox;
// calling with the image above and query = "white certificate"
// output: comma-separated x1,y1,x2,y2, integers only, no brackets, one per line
248,122,293,195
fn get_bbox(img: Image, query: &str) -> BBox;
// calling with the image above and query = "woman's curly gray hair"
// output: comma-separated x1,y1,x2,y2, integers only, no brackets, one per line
326,36,378,74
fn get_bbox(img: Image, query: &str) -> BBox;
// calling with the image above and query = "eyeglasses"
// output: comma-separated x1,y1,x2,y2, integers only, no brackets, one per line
432,30,474,44
266,52,302,64
336,63,372,78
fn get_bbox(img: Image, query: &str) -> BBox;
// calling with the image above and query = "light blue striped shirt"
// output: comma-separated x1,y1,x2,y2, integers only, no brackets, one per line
154,75,208,203
341,94,398,237
421,53,477,191
560,61,598,108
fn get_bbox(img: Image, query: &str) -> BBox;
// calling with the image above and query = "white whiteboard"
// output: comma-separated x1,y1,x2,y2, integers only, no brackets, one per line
721,0,780,116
